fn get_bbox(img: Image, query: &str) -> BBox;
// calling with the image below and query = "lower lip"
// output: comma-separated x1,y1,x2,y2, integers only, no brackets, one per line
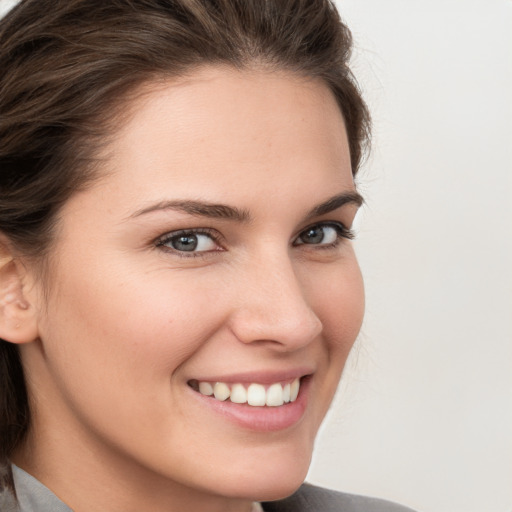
187,377,311,432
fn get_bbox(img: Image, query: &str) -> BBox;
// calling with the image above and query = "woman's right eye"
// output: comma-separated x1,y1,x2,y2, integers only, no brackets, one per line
156,229,221,256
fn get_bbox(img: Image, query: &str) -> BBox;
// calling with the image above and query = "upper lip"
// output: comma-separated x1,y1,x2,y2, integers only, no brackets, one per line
188,367,314,385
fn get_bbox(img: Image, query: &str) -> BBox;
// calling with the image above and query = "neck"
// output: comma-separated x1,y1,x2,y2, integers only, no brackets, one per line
13,346,257,512
14,427,255,512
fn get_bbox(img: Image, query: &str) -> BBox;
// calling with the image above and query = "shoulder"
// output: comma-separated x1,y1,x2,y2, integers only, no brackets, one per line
262,483,417,512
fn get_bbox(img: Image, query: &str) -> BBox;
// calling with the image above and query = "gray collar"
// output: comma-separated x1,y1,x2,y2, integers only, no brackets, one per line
4,467,262,512
1,467,416,512
1,465,72,512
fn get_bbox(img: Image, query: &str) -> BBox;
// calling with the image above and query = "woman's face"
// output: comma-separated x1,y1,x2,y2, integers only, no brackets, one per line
21,67,364,508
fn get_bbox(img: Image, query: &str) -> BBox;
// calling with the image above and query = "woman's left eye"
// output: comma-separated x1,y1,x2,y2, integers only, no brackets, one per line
156,229,220,254
293,223,353,247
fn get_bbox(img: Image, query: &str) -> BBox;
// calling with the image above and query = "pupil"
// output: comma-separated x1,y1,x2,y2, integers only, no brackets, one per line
302,227,324,244
173,234,198,251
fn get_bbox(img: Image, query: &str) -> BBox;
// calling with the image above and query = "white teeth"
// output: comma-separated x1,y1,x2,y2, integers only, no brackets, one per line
230,383,247,404
247,383,266,406
199,382,213,396
266,383,284,407
283,383,291,403
213,382,230,401
290,378,300,402
196,378,302,407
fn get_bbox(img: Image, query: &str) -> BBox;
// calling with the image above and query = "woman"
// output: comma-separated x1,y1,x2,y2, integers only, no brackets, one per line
0,1,415,511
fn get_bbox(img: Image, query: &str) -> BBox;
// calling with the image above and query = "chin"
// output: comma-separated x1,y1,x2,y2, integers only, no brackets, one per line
216,446,312,502
249,473,308,502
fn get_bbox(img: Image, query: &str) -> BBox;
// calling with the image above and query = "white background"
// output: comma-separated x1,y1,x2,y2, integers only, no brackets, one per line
0,0,16,18
309,2,512,512
1,1,511,511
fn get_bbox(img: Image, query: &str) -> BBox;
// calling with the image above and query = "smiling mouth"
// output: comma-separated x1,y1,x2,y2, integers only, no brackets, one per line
188,378,302,407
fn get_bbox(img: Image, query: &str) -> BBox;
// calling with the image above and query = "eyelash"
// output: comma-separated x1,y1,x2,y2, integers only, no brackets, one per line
155,222,354,258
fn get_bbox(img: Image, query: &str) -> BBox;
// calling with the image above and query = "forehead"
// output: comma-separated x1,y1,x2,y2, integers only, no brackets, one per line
72,67,354,219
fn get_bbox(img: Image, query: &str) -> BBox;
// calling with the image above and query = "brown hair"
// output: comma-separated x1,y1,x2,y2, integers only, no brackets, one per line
0,0,370,490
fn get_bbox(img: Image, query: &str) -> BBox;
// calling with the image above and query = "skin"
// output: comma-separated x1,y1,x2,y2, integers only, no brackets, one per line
13,67,365,512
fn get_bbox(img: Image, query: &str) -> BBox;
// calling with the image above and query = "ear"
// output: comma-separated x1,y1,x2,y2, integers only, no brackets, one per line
0,243,39,345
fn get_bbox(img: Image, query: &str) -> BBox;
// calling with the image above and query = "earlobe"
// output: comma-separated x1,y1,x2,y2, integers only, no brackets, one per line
0,250,39,345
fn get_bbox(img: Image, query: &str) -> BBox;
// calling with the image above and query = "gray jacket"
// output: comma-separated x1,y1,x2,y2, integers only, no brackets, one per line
1,465,416,512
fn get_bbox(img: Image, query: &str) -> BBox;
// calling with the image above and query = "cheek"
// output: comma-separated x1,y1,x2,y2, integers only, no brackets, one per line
306,256,365,350
38,263,227,409
303,256,364,419
107,272,230,369
331,265,364,346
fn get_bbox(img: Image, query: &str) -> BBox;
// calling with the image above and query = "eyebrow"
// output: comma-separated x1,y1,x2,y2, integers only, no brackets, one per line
129,200,251,222
128,191,363,222
304,190,364,220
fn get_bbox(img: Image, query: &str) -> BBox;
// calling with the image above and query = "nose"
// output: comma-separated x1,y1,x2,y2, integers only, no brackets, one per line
228,253,323,351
